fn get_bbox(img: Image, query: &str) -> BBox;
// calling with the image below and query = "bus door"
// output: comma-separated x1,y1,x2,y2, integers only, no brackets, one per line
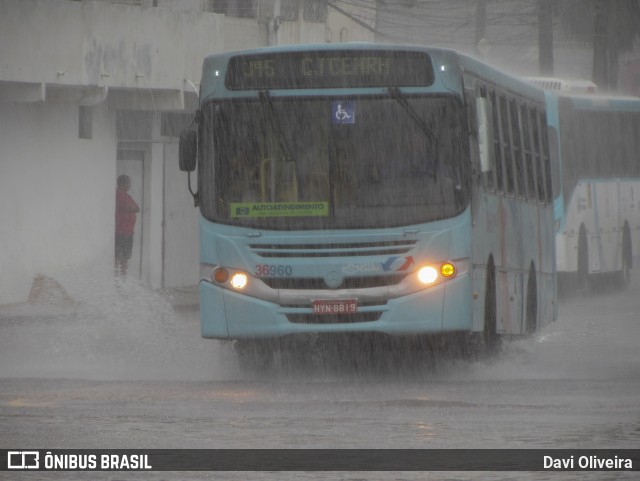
464,77,497,333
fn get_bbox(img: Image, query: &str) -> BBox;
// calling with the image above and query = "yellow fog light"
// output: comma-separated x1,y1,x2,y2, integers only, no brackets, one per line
417,266,439,285
441,262,456,278
230,272,248,290
213,268,229,283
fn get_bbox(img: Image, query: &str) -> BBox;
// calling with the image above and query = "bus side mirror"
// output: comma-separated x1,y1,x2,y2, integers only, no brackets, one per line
475,97,495,174
179,130,197,172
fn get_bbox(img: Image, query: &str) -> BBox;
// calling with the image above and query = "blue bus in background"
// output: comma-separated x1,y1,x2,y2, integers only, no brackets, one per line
179,43,557,364
532,81,640,292
555,95,640,290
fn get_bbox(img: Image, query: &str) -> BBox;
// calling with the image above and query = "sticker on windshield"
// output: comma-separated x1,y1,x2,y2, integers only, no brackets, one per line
332,101,355,124
231,202,329,218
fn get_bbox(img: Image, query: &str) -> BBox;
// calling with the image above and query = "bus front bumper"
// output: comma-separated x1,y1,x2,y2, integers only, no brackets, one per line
199,274,472,340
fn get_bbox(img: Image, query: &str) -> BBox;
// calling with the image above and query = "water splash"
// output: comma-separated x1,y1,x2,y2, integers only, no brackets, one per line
0,277,235,381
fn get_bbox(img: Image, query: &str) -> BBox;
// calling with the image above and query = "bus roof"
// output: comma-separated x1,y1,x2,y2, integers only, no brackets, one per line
211,41,435,57
559,93,640,112
458,54,546,100
524,77,598,94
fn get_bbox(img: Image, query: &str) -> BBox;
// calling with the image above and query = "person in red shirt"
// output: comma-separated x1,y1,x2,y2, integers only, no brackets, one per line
115,175,140,276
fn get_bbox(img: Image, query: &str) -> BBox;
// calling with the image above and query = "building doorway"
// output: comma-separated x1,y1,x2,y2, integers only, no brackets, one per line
116,150,145,279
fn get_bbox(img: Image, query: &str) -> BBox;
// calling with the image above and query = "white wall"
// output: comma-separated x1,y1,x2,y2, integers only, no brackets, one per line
224,17,264,52
0,101,116,304
0,0,226,304
0,0,224,109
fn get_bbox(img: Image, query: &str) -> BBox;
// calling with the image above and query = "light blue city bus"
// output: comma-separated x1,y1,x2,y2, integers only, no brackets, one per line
179,43,557,363
542,92,640,291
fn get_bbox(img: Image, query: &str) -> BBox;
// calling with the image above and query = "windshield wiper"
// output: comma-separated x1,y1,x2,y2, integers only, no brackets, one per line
388,87,435,143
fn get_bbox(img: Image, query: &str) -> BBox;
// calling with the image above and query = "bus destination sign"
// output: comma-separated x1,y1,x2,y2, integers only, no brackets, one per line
225,50,434,90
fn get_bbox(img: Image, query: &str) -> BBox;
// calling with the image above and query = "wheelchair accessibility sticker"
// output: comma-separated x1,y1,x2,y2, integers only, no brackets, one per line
332,101,355,124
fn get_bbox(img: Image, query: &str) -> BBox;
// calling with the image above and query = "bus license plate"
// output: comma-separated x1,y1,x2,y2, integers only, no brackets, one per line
312,299,358,315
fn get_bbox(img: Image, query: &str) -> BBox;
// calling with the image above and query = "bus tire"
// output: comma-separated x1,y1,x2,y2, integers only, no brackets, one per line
525,265,537,335
615,224,632,290
483,259,499,353
576,225,589,291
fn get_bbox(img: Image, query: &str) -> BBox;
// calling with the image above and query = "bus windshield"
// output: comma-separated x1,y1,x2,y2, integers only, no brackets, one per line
199,95,468,229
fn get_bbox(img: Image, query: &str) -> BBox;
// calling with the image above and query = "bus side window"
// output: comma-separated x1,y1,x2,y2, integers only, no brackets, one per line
510,99,526,199
629,112,640,176
477,85,496,191
605,112,616,178
539,111,552,202
633,114,640,176
591,112,604,178
607,112,615,177
547,125,560,201
521,104,537,201
490,90,504,193
531,108,546,202
584,112,599,180
572,112,586,189
499,95,515,196
615,114,625,175
621,113,633,176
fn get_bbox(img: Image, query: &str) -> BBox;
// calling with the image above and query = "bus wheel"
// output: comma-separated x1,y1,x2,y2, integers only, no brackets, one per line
615,225,632,290
483,262,499,353
525,266,537,335
576,226,589,291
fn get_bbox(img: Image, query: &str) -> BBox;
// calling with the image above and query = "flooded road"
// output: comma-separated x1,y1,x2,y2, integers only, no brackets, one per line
1,274,639,480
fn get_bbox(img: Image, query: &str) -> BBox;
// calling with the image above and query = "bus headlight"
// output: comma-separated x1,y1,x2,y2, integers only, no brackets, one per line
230,272,248,290
417,266,439,285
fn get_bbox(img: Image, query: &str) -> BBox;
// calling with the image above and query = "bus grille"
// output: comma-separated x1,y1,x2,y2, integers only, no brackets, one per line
249,240,416,258
261,273,407,290
287,312,382,324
